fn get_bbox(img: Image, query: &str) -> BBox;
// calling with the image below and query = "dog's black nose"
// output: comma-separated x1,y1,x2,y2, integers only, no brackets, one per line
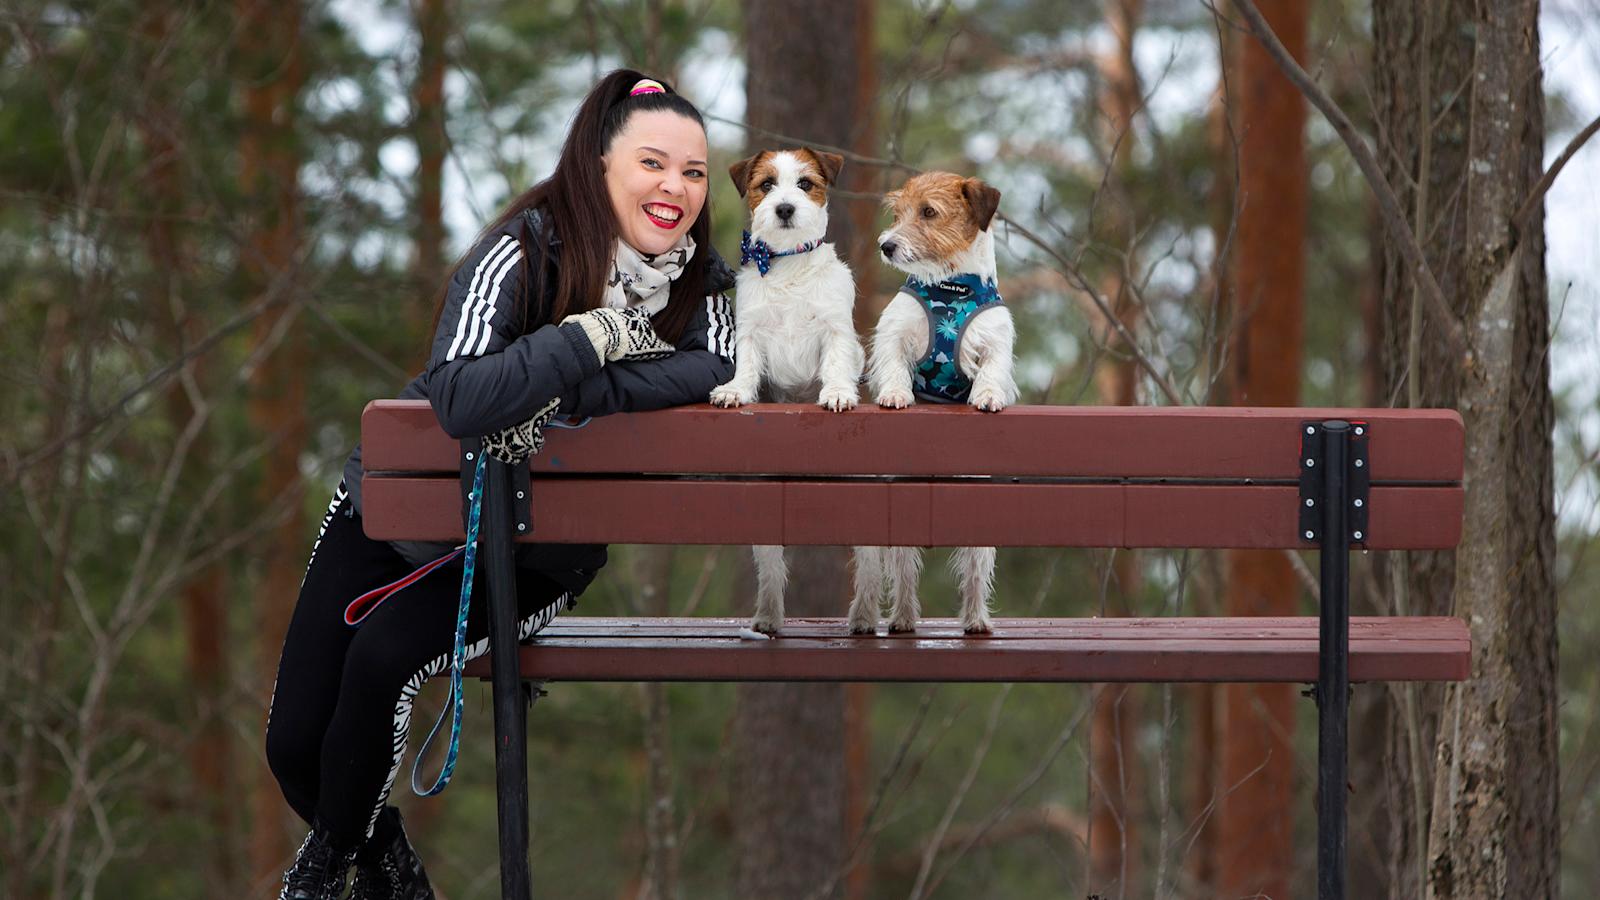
879,240,898,258
775,203,795,222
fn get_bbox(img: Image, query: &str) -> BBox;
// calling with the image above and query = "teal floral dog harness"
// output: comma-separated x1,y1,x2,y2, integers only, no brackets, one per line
905,273,1005,403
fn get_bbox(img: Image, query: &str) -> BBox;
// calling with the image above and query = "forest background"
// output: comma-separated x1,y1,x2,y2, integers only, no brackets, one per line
3,1,1598,898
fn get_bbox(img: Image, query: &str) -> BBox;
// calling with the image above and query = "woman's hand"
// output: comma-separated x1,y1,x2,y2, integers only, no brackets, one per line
563,307,675,363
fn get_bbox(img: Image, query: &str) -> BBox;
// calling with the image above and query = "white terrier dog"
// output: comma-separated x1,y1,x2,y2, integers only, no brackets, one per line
849,171,1017,635
711,147,863,634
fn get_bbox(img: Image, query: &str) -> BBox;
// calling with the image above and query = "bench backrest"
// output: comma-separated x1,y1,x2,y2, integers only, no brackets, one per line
359,401,1463,551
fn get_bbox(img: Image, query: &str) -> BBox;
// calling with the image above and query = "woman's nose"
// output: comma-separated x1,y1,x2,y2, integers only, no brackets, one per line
660,171,685,196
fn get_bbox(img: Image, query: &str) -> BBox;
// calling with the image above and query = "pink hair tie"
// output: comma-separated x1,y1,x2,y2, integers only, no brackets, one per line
629,78,666,96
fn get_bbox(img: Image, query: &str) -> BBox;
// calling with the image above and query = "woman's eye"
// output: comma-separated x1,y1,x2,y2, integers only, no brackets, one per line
760,179,776,192
797,178,814,191
644,158,666,170
921,206,938,219
685,169,705,179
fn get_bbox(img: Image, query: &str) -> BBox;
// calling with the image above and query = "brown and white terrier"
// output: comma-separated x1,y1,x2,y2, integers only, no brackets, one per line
712,147,864,634
848,171,1016,635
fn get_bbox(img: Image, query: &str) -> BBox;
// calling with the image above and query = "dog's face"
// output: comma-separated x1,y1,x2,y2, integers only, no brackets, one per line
878,172,1001,279
728,148,844,250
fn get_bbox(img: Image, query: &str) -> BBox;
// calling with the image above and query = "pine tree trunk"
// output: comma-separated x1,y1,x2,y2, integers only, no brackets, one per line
136,12,238,893
732,4,875,897
237,0,307,888
1217,1,1306,896
1087,3,1144,894
412,0,447,338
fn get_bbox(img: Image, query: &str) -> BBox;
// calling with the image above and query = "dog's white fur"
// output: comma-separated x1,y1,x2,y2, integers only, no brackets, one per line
851,173,1016,635
711,148,863,634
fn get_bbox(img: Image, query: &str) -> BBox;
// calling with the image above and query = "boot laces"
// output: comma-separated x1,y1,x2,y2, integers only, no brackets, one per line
281,829,352,898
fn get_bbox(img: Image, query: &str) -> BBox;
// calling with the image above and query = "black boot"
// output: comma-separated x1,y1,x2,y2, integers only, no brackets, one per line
280,824,358,900
349,807,435,900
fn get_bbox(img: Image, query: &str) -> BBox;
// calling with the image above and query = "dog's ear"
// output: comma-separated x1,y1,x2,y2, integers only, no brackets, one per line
961,178,1001,231
882,189,902,210
728,152,764,198
806,149,845,186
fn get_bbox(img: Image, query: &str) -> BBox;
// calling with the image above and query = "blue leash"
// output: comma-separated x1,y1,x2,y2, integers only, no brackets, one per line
411,448,485,797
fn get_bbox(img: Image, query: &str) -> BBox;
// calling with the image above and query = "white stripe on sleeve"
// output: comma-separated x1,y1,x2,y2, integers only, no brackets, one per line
446,235,518,361
470,245,524,356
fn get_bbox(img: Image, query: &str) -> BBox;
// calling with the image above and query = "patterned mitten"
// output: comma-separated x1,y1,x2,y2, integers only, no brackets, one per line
483,397,561,464
563,307,676,363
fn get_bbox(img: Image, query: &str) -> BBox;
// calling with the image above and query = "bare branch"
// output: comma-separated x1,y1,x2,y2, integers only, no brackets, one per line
1513,111,1600,235
1227,0,1471,363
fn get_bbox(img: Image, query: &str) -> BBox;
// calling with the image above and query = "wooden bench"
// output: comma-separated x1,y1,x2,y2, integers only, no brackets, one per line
360,400,1468,900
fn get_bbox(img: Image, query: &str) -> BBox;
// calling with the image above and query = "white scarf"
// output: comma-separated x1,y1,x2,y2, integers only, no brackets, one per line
604,235,696,316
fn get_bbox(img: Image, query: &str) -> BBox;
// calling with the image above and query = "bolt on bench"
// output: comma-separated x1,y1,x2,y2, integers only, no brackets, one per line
359,400,1468,900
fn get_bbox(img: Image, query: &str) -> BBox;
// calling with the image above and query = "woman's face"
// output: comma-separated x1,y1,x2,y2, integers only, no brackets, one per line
602,109,709,256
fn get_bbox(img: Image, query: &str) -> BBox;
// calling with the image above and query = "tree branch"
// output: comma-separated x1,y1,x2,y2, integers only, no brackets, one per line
1228,0,1471,363
1513,110,1600,236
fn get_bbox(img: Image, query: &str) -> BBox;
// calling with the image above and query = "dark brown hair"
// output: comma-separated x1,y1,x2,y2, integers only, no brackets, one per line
429,69,711,344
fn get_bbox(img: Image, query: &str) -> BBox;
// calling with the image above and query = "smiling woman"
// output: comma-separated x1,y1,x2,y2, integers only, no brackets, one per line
262,70,735,900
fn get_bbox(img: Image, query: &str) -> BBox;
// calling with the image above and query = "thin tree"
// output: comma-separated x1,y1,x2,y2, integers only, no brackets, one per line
237,0,307,889
1087,1,1145,895
731,2,876,898
138,3,236,893
1216,2,1306,898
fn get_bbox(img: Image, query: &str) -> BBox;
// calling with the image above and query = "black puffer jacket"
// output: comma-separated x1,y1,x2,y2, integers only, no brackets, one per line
341,208,736,595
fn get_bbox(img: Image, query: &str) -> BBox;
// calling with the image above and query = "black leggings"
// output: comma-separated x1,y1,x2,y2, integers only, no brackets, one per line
265,482,570,847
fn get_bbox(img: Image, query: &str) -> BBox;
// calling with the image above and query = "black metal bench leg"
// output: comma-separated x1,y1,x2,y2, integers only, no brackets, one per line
483,458,533,900
1316,421,1350,900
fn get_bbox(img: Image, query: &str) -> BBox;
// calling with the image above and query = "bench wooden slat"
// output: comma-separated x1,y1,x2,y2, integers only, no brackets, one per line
503,616,1466,641
362,401,1464,483
460,616,1469,683
360,476,1463,549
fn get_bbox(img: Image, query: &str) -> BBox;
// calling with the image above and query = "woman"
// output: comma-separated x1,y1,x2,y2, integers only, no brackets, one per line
265,70,734,900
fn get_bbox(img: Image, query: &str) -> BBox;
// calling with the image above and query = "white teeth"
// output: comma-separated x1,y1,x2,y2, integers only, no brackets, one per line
644,204,681,222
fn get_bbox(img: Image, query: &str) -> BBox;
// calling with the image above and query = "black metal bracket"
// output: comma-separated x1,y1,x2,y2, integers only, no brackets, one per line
460,439,532,538
1298,421,1370,546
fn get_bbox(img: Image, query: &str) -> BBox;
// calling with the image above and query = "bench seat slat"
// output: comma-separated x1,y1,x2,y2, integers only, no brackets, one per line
361,476,1463,550
510,616,1467,641
361,401,1464,483
460,616,1468,684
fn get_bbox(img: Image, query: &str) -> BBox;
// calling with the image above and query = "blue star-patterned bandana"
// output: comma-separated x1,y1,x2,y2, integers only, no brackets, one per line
739,231,825,276
904,273,1005,404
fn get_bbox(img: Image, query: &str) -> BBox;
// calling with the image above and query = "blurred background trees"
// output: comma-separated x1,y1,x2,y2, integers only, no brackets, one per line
1,1,1595,897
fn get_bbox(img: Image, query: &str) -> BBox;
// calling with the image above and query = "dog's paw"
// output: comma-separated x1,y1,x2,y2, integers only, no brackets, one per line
750,613,782,635
710,383,755,408
847,613,878,635
819,384,858,412
962,612,995,635
887,613,918,634
969,385,1008,413
876,387,914,409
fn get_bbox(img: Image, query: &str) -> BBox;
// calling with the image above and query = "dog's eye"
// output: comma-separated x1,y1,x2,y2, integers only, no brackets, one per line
759,179,776,192
921,206,938,219
797,178,814,191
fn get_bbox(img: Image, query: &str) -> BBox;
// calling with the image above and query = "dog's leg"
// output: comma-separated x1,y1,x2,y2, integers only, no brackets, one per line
884,546,924,633
710,334,765,407
962,309,1018,413
817,325,863,412
870,294,922,409
950,546,997,634
848,546,885,634
751,545,788,634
